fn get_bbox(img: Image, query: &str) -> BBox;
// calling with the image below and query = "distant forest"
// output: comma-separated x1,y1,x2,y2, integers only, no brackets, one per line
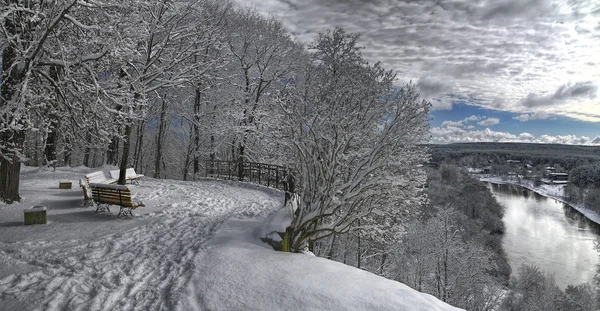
429,142,600,170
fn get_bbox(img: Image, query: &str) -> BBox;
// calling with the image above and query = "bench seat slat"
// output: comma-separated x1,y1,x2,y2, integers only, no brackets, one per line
92,195,133,201
90,189,132,195
89,183,130,191
93,199,135,207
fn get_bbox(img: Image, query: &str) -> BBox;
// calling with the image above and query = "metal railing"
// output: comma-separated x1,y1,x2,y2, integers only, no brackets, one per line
204,160,291,191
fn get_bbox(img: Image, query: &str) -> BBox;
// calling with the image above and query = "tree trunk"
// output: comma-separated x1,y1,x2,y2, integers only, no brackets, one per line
133,119,145,173
192,88,201,179
34,132,40,167
154,95,168,178
0,153,22,203
44,65,61,166
325,234,337,260
210,135,215,161
118,125,132,185
379,253,387,275
210,104,217,162
357,224,361,269
83,134,91,167
282,226,294,252
0,17,24,203
237,141,245,181
44,129,57,165
64,134,72,167
107,136,119,166
183,138,193,181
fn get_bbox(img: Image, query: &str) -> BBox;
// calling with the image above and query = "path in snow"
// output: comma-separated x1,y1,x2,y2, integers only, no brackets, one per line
0,172,283,311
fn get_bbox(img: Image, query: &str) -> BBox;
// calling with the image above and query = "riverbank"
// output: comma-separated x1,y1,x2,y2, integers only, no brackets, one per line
480,176,600,225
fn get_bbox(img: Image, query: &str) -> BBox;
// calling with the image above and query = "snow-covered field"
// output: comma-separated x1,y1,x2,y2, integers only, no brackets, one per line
0,166,460,311
480,176,600,225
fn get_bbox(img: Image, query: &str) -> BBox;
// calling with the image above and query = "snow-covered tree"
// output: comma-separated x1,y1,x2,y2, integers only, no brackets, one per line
275,28,430,252
0,0,131,201
393,206,503,310
223,9,301,177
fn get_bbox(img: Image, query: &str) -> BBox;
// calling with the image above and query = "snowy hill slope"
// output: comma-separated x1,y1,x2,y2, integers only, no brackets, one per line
0,167,460,310
183,218,462,311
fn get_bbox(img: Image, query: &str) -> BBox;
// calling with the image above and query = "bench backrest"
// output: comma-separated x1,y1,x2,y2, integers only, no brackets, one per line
89,183,134,207
126,168,138,178
86,171,108,184
109,170,120,180
109,168,140,180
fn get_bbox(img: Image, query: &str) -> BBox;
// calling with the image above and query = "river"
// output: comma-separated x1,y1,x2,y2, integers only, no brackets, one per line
487,182,599,288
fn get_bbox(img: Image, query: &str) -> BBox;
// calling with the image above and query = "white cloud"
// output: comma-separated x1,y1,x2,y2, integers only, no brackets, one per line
513,114,531,122
518,133,535,140
513,111,551,122
465,115,482,122
477,117,500,126
430,98,453,111
431,126,600,145
441,120,463,127
440,115,484,128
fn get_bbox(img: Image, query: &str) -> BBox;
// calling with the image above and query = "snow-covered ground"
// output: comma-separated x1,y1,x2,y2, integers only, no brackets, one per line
480,176,600,225
0,166,460,311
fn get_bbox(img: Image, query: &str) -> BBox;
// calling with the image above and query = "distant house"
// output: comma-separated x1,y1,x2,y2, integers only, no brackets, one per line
483,166,491,174
468,167,484,174
422,162,439,168
548,172,568,181
545,166,556,172
507,160,521,166
543,172,568,184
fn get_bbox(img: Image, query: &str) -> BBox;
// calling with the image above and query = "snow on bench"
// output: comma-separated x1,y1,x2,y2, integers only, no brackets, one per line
109,168,144,184
89,183,145,218
85,171,116,185
79,178,93,207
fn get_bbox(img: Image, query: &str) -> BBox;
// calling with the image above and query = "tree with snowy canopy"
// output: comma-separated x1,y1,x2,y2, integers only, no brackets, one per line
0,0,233,201
0,0,134,202
275,28,430,252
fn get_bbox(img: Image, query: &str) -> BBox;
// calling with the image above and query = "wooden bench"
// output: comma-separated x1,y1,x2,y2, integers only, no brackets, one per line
85,171,117,185
89,183,145,218
109,168,144,185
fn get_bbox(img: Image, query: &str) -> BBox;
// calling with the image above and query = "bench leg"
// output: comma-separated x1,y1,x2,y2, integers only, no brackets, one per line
118,206,134,218
95,203,111,213
83,198,93,207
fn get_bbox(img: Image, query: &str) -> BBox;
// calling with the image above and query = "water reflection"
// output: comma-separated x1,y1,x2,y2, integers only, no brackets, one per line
488,182,599,288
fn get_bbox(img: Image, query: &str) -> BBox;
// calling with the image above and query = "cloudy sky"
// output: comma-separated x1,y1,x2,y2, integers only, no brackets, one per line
235,0,600,145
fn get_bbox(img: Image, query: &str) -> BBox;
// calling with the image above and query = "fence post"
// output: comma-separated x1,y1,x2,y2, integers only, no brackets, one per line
258,163,262,185
284,171,295,206
267,166,271,187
